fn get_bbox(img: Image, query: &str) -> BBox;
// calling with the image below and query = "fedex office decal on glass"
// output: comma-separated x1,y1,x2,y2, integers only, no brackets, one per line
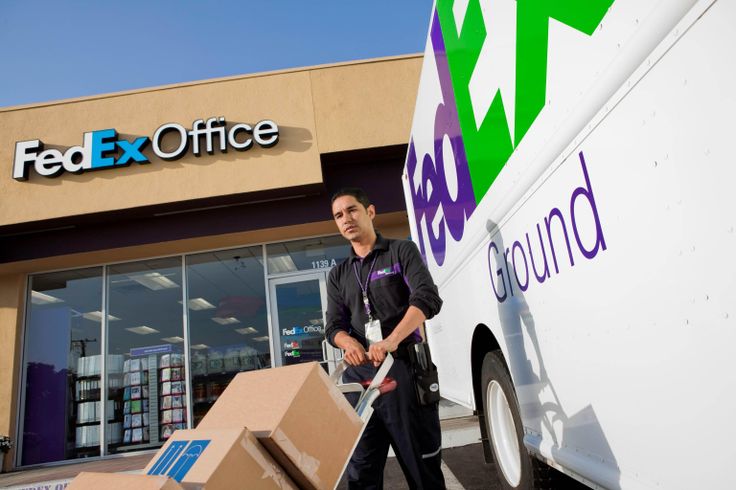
13,117,279,181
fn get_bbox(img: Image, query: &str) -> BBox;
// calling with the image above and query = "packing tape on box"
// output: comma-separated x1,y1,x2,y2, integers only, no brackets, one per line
240,436,296,489
272,428,322,487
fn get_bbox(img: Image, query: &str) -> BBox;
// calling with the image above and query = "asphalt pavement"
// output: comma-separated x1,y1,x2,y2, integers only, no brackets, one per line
337,442,591,489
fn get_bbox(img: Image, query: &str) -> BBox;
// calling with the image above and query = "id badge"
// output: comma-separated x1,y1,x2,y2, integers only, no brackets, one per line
365,319,383,345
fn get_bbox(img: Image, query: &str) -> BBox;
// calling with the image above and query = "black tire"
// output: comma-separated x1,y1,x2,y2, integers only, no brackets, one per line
481,351,551,490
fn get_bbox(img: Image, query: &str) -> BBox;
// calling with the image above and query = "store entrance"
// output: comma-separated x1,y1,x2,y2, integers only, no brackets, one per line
268,271,341,368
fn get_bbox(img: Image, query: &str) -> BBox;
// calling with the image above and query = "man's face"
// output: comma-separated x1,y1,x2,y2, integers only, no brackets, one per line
332,195,376,242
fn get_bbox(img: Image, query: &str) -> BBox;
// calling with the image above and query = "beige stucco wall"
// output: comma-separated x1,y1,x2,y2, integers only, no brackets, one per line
0,55,421,228
310,57,422,154
0,71,322,227
0,273,24,471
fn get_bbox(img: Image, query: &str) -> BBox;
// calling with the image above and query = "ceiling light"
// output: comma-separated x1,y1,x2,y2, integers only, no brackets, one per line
129,272,179,290
267,255,298,274
82,311,121,322
191,344,209,350
212,316,240,325
31,291,64,305
126,326,160,335
179,298,215,310
252,336,270,342
235,327,257,335
161,336,184,343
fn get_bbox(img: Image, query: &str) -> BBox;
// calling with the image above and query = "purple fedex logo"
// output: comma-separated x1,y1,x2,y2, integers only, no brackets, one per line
406,1,612,268
406,12,477,267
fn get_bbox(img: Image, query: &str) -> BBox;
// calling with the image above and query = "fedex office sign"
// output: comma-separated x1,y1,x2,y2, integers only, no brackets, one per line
13,117,279,181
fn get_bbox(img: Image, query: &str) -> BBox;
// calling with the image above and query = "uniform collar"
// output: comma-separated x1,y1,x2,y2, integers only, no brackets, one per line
350,233,388,262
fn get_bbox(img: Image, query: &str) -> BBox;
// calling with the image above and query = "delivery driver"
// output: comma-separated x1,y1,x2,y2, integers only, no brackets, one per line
325,187,446,489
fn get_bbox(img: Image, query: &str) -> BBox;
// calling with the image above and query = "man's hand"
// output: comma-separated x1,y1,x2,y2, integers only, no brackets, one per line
367,337,399,367
334,331,368,366
365,306,426,366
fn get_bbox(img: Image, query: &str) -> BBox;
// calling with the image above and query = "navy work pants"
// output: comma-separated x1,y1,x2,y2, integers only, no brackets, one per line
343,358,445,490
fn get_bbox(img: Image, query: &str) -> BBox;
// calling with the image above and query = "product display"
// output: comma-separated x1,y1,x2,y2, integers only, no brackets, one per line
119,352,153,449
77,401,115,424
74,355,125,453
224,347,241,371
207,350,224,373
159,353,187,440
191,351,207,376
189,344,267,426
75,425,100,448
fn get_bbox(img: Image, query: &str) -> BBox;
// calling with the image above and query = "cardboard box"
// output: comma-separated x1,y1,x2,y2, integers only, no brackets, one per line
198,362,363,490
144,427,296,489
67,472,184,489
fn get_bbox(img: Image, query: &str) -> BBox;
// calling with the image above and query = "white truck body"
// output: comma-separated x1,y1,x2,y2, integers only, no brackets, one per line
403,0,735,488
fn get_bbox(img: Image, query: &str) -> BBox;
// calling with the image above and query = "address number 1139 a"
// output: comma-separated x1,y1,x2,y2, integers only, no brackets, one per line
311,259,337,269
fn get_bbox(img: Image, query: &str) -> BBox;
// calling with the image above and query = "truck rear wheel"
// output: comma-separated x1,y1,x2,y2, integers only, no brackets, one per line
481,351,550,489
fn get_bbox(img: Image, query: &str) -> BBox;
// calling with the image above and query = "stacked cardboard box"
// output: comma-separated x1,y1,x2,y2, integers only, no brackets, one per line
145,427,296,489
68,361,363,489
198,362,363,489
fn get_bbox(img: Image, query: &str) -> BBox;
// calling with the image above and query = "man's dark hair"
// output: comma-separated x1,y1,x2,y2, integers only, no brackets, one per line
331,187,372,209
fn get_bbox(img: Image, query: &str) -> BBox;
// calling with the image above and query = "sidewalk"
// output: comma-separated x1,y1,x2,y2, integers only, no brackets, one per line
0,414,481,490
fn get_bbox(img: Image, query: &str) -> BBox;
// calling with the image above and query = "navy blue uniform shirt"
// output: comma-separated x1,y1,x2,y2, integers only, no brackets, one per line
325,234,442,349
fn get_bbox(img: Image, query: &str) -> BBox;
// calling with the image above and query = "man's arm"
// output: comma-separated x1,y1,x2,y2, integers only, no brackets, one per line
400,240,443,319
367,240,442,365
325,268,368,366
367,305,426,365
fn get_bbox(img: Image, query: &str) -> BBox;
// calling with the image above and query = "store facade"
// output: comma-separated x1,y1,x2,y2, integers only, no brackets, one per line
0,55,421,470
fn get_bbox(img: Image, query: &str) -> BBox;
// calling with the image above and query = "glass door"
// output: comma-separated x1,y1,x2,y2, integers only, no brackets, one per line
269,272,335,367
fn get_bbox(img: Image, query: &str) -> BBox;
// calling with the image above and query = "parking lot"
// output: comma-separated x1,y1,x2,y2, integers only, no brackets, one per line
336,442,590,489
333,408,591,490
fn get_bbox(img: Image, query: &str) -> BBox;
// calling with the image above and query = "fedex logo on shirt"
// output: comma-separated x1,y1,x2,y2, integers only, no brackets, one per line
147,439,211,482
369,263,401,282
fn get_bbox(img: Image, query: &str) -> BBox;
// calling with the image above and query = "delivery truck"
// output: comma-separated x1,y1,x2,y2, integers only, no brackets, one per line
402,0,735,488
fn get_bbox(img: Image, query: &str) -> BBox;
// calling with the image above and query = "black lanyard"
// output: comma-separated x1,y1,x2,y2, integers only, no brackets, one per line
353,256,378,321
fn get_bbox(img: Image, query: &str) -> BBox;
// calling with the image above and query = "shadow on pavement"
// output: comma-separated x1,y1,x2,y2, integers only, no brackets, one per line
337,443,591,489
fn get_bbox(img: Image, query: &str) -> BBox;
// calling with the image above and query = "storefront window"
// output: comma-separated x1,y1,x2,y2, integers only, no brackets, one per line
18,235,349,465
266,235,350,274
106,258,186,453
20,268,103,465
185,246,270,426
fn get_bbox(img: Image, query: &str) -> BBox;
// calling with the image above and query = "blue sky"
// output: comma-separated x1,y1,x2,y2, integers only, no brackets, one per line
0,1,434,108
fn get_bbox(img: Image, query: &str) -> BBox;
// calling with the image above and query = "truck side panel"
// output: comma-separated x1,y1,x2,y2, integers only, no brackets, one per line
404,0,734,488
